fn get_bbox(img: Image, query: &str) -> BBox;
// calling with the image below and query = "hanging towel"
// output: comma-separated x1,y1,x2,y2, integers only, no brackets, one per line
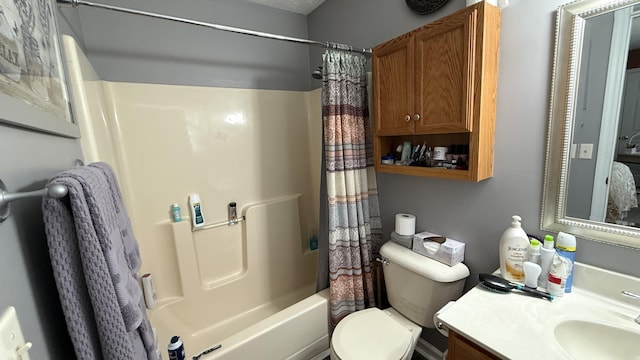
42,162,159,360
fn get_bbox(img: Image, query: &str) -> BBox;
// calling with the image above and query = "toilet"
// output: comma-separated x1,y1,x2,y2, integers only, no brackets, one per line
330,241,470,360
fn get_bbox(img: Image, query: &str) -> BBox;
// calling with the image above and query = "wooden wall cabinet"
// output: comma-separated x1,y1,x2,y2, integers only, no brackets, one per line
447,330,501,360
372,2,500,181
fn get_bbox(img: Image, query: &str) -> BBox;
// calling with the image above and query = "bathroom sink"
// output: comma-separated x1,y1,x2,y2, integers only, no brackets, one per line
436,262,640,359
554,320,640,359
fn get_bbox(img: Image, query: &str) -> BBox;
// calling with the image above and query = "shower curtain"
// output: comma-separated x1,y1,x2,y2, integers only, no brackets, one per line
321,49,382,327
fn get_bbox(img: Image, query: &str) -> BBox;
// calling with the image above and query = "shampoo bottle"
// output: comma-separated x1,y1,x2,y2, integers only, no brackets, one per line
499,215,530,282
141,273,157,309
538,235,555,289
189,194,205,228
171,203,182,223
526,239,541,265
556,232,576,293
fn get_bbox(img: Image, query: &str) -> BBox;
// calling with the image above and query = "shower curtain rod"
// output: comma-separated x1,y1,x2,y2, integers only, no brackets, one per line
56,0,372,55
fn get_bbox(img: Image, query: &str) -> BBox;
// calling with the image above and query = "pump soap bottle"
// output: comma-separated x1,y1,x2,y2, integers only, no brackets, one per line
499,215,530,282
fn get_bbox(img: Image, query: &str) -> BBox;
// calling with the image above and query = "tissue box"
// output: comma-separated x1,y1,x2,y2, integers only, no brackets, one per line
411,231,465,266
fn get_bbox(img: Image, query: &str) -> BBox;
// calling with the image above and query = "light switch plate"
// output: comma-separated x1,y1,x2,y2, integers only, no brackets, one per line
0,307,30,360
579,143,594,159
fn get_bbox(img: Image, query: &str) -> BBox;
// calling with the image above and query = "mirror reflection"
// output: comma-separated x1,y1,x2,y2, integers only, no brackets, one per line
565,4,640,228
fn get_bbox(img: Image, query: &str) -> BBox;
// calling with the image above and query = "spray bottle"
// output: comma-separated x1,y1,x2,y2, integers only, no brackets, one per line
168,336,185,360
556,232,576,293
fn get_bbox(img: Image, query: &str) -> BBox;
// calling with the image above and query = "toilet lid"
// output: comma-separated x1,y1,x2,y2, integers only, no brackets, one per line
332,308,412,360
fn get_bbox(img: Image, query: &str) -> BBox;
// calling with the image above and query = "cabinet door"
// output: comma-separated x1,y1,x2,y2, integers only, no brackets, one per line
414,7,477,134
448,331,500,360
373,34,415,136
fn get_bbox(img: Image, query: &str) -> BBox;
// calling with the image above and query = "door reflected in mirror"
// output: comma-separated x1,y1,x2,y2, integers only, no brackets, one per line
565,4,640,228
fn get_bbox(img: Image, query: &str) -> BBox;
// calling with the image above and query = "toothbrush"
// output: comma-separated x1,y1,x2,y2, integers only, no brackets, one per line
479,273,554,301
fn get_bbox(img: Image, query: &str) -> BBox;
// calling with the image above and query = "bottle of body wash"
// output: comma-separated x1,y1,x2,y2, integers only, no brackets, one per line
189,194,205,228
538,235,555,289
526,239,541,265
499,215,530,282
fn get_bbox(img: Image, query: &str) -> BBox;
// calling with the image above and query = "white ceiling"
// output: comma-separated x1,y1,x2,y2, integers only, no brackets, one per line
244,0,325,15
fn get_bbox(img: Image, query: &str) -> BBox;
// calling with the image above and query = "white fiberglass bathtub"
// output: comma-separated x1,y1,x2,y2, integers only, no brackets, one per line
151,288,330,360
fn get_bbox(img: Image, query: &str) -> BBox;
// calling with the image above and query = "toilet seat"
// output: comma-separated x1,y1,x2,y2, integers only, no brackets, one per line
331,308,413,360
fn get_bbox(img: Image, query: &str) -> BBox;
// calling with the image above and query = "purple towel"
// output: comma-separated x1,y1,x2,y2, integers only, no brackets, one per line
43,162,159,360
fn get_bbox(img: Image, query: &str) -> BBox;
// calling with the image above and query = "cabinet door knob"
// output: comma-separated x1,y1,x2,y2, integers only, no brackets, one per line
405,115,411,122
413,114,421,121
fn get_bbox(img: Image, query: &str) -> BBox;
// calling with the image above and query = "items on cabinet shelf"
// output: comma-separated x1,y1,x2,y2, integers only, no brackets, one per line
381,142,469,169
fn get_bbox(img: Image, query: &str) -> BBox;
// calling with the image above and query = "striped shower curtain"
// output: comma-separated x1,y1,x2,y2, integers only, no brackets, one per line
322,49,382,327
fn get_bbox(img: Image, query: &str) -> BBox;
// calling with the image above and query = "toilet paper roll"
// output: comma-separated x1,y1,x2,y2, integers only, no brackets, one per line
434,301,457,337
395,213,416,236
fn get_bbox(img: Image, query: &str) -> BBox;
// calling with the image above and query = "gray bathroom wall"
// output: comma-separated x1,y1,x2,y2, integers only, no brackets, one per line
309,0,640,278
309,0,640,351
307,0,469,71
0,123,81,358
57,2,85,47
0,5,84,359
64,0,313,90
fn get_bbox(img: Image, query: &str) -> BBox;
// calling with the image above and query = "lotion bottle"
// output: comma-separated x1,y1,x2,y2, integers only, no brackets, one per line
499,215,529,282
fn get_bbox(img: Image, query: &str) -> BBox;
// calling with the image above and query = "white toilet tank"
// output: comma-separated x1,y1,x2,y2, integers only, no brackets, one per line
379,241,470,328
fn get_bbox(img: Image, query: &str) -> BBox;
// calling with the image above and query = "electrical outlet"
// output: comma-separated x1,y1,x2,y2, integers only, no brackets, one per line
579,143,594,159
0,307,31,360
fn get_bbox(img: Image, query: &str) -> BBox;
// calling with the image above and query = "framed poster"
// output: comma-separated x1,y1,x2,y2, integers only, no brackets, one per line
0,0,79,138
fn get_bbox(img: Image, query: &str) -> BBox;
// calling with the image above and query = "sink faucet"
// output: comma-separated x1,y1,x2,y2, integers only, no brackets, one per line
621,290,640,324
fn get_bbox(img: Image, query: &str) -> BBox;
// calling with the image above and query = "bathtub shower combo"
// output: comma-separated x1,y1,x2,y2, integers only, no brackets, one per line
63,33,333,359
58,0,381,357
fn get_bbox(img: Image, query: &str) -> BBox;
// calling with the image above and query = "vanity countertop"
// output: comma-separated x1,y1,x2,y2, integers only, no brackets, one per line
436,262,640,359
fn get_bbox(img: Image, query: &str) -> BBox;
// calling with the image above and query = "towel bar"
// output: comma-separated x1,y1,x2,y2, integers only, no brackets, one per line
0,179,69,223
191,216,246,232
